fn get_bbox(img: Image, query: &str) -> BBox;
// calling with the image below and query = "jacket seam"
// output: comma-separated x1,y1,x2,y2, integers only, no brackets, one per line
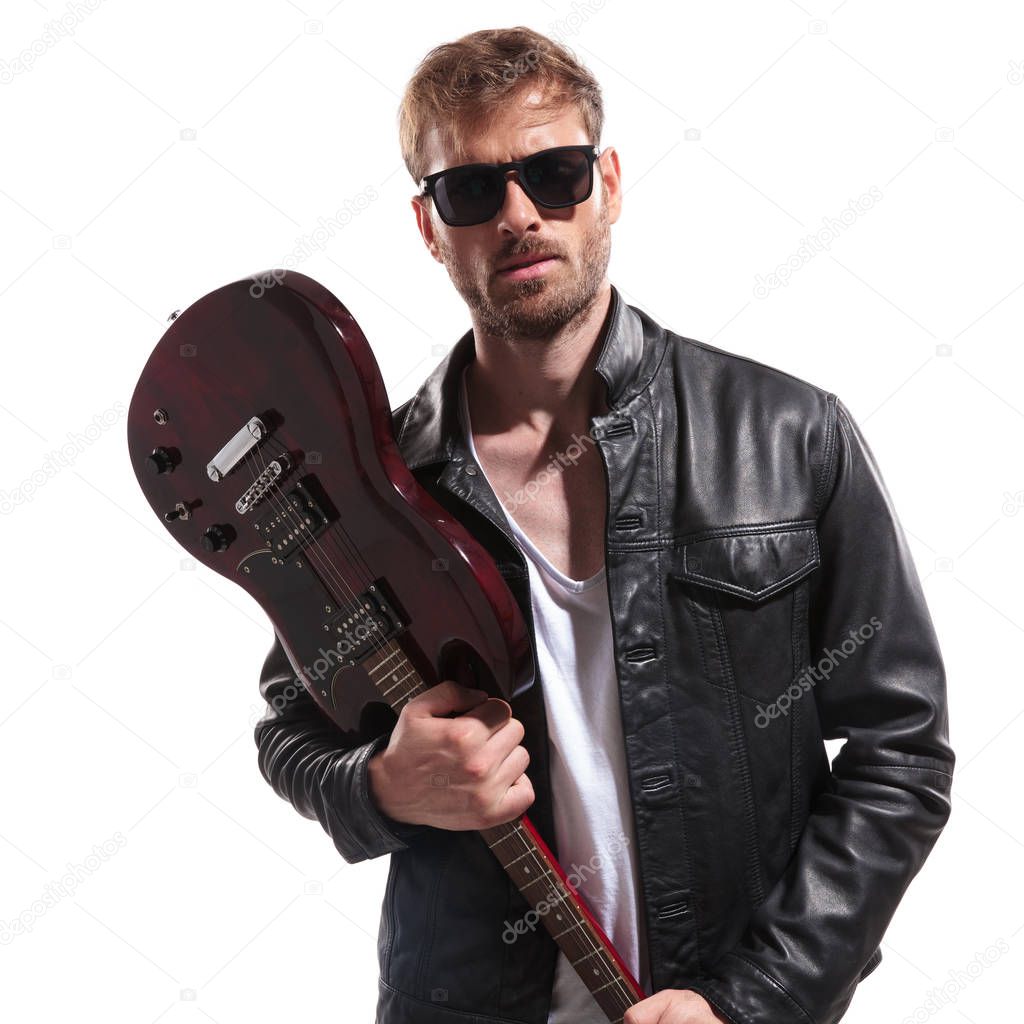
396,393,418,447
416,837,457,995
650,385,705,977
857,762,953,778
709,601,766,905
789,583,808,852
813,393,841,518
726,952,816,1024
679,551,819,598
610,518,818,551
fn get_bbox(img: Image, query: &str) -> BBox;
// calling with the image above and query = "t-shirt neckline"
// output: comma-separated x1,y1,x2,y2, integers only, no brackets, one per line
458,365,606,594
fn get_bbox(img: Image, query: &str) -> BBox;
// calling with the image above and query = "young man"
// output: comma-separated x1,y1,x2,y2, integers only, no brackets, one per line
255,26,954,1024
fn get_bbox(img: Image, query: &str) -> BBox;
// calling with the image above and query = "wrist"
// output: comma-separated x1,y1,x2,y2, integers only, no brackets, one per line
367,747,405,823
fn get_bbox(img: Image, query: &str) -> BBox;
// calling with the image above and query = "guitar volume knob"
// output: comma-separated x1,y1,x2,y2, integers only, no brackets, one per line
146,446,177,475
200,524,232,553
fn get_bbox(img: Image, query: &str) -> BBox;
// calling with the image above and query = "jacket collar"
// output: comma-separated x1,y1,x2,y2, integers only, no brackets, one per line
395,282,648,470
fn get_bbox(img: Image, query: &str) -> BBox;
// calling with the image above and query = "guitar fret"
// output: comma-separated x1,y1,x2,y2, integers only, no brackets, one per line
550,918,585,940
485,827,520,849
381,666,417,696
504,847,543,867
518,871,557,891
571,946,603,968
367,646,403,675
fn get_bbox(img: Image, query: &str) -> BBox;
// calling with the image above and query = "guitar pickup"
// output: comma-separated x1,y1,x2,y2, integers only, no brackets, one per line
324,578,408,665
253,477,329,558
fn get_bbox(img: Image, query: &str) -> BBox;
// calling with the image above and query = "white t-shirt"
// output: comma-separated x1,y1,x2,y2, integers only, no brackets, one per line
459,368,652,1021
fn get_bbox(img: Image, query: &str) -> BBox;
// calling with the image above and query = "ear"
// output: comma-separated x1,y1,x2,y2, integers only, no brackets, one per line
411,195,442,263
598,146,623,226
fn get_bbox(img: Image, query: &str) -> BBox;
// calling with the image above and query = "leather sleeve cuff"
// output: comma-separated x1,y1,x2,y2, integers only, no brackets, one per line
691,953,816,1024
332,732,430,861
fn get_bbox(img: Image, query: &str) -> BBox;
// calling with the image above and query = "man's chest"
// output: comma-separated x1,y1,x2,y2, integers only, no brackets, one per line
474,437,608,582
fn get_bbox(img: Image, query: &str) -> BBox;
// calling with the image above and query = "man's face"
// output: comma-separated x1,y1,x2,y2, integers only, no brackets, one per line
412,93,621,341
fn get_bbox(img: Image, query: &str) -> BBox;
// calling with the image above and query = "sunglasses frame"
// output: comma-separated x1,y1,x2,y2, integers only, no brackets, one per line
418,144,602,227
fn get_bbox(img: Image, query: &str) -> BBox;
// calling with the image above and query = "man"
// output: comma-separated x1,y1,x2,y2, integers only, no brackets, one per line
255,26,954,1024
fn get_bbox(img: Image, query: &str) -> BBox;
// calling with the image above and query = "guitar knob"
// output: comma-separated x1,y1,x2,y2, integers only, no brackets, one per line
146,447,176,475
201,524,232,553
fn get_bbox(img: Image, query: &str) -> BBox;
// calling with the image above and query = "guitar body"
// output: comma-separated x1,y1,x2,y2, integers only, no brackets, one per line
126,270,646,1022
126,270,532,733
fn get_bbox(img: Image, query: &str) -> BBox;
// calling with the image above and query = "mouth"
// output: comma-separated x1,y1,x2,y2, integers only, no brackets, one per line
495,253,561,281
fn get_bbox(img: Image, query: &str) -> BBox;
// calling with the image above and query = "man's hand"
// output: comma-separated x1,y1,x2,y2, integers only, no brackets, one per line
623,989,729,1024
366,680,535,830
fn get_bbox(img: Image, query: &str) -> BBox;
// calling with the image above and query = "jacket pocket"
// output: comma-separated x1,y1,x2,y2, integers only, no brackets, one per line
667,521,820,705
666,522,822,904
671,522,820,604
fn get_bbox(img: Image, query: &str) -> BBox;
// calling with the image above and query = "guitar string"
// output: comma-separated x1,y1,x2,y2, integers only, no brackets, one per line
241,439,637,1015
240,440,387,676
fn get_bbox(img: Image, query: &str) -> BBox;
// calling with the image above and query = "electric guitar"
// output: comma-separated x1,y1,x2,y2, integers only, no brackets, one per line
125,269,647,1021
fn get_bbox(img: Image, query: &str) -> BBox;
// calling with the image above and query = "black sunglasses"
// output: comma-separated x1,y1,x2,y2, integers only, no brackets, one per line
419,144,602,227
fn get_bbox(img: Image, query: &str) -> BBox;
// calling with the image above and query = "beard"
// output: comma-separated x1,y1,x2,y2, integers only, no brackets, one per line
435,182,612,342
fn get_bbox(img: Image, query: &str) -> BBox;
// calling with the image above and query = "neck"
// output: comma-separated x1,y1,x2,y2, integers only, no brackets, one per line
465,283,613,445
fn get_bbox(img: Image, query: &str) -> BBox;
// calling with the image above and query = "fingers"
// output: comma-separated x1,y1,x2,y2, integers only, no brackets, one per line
491,740,530,792
494,770,535,822
459,696,512,732
408,679,489,718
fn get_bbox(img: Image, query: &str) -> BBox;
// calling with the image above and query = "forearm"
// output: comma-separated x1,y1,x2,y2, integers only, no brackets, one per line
254,631,428,863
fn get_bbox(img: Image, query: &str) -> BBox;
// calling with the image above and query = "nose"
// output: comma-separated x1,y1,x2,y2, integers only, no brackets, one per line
495,170,541,234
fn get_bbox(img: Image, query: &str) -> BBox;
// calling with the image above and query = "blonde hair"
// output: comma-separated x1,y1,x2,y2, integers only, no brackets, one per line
397,26,603,185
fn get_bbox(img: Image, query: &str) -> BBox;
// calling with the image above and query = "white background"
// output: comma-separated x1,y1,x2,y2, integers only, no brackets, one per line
1,1,1021,1022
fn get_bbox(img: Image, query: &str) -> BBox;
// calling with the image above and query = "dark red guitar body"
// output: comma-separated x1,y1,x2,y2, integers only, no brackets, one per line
126,270,533,733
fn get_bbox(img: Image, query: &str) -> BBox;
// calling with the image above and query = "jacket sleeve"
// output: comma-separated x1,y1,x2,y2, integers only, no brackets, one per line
253,628,431,864
694,396,955,1024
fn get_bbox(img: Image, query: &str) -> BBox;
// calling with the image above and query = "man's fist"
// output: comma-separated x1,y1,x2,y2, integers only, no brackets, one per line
367,680,535,830
624,989,729,1024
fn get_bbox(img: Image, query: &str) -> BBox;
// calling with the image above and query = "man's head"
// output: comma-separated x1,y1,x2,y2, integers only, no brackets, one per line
398,27,621,341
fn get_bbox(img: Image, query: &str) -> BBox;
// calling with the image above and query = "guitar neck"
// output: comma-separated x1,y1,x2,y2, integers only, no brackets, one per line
356,640,645,1023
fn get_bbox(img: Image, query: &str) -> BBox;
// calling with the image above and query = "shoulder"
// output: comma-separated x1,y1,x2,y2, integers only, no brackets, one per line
660,325,836,419
643,315,842,517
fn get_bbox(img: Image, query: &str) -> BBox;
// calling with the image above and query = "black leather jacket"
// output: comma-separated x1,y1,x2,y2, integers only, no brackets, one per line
255,283,954,1024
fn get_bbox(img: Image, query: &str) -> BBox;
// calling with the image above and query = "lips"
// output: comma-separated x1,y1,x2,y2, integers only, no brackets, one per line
497,253,558,272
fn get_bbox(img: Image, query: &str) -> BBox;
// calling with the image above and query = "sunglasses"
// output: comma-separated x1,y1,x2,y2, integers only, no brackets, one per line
419,144,602,227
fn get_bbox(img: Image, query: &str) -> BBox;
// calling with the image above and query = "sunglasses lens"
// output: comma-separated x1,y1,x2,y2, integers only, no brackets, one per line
523,149,593,206
434,166,503,226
